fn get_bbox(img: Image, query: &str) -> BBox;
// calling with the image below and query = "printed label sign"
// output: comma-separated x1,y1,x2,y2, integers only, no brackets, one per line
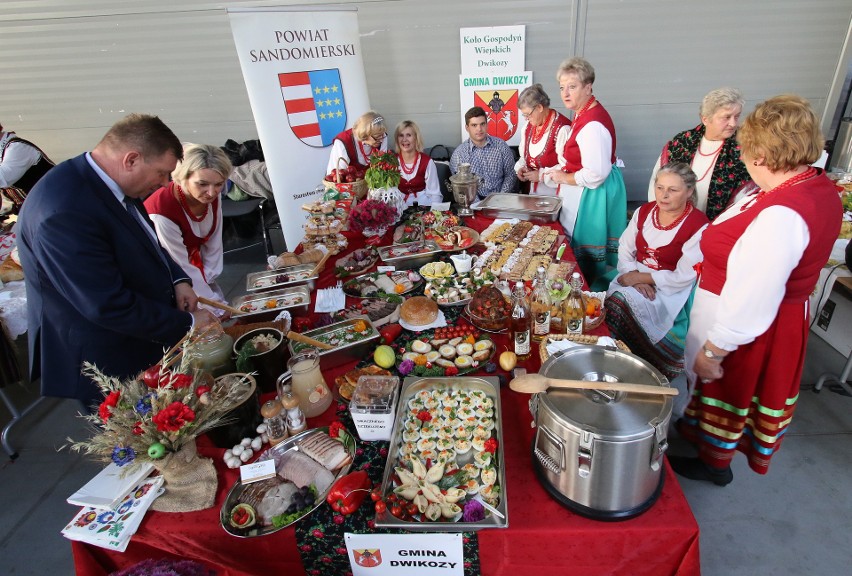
345,532,463,575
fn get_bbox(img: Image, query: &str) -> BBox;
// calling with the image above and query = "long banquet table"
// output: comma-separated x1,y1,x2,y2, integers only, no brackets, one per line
71,212,700,576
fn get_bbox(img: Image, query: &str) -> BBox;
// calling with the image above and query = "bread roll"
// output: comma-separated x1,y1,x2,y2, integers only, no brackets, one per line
400,296,439,326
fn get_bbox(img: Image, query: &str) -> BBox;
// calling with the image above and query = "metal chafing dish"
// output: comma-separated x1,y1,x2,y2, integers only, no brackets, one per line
531,346,672,520
245,263,318,293
378,240,441,270
473,193,562,222
375,376,508,531
286,316,381,371
230,286,310,320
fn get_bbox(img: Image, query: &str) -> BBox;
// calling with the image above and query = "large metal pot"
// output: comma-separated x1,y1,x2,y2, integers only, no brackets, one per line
530,346,672,520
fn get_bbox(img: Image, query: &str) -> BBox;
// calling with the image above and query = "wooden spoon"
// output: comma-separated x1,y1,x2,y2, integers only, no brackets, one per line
198,296,245,317
286,330,334,350
509,372,678,397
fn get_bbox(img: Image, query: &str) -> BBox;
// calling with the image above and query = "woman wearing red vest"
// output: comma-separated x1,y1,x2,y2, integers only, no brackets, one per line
543,57,627,290
514,84,570,196
395,120,442,207
144,144,233,318
605,162,709,381
326,111,388,176
671,95,842,485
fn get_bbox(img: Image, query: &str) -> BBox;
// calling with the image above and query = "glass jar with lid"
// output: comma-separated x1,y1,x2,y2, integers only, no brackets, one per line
189,322,234,377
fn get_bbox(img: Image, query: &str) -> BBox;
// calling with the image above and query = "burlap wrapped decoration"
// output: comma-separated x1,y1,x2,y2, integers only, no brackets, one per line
151,439,217,512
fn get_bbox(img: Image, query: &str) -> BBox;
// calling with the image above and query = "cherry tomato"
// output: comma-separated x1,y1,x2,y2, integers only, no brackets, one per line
387,493,398,503
370,488,382,502
406,503,419,516
390,505,403,518
375,500,387,514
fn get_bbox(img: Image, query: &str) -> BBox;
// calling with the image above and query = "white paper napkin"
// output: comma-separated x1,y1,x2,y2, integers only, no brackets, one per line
545,335,617,356
314,282,346,313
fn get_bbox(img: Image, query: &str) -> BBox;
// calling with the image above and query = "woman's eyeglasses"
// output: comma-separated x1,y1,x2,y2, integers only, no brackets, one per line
521,105,540,120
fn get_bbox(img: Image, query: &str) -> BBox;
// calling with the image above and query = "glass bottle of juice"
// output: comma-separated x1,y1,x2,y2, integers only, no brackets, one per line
563,272,586,335
530,266,551,341
510,281,532,360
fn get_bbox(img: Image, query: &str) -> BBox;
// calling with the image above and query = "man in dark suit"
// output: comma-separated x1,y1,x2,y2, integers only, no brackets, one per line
17,114,216,407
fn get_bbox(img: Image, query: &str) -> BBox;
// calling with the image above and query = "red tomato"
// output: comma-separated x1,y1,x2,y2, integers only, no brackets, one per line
375,500,387,514
390,505,403,518
370,488,382,502
406,503,419,516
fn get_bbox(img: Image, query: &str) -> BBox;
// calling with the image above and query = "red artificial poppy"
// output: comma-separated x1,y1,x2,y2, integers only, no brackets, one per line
152,401,195,432
98,391,121,422
166,373,193,389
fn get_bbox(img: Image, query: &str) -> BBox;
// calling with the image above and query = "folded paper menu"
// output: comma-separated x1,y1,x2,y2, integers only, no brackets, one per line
67,462,155,510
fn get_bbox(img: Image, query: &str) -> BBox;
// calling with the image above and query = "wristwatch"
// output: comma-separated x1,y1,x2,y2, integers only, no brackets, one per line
703,345,725,361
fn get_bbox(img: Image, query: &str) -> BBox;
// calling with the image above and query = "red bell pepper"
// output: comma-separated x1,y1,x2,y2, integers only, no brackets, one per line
326,470,372,515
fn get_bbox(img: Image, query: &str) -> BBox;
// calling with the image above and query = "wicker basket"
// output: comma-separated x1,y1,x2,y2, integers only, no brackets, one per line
539,333,630,364
323,157,368,199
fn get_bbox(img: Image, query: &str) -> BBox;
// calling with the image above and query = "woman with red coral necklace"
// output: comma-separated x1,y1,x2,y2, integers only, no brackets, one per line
514,84,570,196
326,111,388,177
670,95,842,486
543,57,627,290
145,144,232,318
648,88,750,221
605,162,709,381
394,120,441,207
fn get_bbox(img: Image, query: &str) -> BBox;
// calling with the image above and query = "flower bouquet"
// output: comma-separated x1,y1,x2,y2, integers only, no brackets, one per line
348,198,399,244
70,328,241,512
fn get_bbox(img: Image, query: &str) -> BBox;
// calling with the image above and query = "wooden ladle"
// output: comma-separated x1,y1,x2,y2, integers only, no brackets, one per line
509,372,678,397
286,330,334,350
198,296,245,317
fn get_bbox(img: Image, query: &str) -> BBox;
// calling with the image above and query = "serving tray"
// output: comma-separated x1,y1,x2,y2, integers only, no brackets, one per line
473,193,562,222
375,376,508,531
220,427,355,538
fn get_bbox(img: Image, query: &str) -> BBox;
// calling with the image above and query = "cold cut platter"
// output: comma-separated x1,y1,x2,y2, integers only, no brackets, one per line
220,427,356,538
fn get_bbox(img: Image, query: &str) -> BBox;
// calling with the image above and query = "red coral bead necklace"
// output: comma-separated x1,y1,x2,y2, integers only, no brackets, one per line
176,185,207,223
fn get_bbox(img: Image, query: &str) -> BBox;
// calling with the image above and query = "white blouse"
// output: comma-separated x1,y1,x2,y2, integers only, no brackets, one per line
150,207,226,311
514,119,561,196
400,155,443,207
695,198,811,352
608,208,706,342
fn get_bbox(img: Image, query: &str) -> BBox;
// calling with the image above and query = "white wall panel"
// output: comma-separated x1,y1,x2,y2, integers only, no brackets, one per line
583,0,852,198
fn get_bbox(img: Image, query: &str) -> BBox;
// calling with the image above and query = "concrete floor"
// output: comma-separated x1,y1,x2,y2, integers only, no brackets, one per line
1,223,850,575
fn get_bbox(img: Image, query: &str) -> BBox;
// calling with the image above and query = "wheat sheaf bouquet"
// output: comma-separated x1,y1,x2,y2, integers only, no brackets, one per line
70,330,243,511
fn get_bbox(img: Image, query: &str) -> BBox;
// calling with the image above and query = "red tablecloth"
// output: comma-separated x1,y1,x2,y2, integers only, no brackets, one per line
72,213,700,576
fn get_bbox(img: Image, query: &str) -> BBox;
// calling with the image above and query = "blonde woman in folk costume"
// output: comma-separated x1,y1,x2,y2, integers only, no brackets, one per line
145,143,233,318
671,95,841,486
647,88,750,220
543,57,627,290
514,84,571,196
395,120,442,207
326,111,389,175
